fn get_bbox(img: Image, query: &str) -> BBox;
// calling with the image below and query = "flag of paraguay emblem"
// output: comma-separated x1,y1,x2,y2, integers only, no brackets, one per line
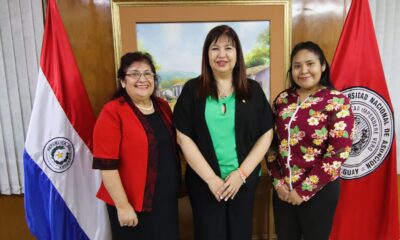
43,137,75,173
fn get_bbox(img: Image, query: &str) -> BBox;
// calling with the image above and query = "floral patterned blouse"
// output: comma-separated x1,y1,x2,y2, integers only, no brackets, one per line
267,87,354,201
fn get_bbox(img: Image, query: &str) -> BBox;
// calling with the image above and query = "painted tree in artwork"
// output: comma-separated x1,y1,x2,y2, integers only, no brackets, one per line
137,40,162,71
245,28,270,68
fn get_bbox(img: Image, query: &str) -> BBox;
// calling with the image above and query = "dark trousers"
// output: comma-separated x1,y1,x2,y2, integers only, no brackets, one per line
273,179,340,240
187,171,258,240
107,203,179,240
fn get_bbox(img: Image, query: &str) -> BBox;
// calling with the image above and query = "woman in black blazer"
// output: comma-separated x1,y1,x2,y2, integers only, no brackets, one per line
173,25,274,240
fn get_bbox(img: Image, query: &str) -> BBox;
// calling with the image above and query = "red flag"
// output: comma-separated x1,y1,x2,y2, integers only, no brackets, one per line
24,0,110,238
330,0,399,239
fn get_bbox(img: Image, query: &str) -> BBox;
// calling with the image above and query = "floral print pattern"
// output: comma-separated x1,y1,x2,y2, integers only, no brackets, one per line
302,175,320,191
289,126,305,146
267,88,354,201
283,165,305,184
300,97,323,109
280,103,297,120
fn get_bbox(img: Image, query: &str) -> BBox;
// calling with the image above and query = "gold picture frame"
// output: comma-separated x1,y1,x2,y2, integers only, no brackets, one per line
111,0,291,100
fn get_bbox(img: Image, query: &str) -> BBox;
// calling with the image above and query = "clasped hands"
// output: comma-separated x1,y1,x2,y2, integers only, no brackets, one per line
275,184,303,205
207,170,244,202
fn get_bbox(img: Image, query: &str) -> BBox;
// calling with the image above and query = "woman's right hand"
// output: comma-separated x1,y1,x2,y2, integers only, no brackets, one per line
116,203,139,227
275,184,290,202
176,131,226,201
206,175,225,201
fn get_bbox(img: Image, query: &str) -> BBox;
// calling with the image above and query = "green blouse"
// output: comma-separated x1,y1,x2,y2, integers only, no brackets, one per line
205,94,238,179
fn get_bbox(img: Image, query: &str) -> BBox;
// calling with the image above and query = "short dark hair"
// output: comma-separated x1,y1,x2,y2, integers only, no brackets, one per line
287,41,334,89
112,51,159,99
198,25,250,100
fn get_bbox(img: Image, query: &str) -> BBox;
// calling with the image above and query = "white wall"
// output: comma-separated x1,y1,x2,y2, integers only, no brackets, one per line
0,0,44,194
369,0,400,173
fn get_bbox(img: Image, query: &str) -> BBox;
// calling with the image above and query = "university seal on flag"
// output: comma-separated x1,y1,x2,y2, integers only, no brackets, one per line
43,137,75,173
341,87,394,179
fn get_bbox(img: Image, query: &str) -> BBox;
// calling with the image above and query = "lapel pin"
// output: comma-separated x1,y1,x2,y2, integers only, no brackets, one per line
242,99,246,103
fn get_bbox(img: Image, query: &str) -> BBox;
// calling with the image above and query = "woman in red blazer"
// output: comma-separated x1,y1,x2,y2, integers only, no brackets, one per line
93,52,180,239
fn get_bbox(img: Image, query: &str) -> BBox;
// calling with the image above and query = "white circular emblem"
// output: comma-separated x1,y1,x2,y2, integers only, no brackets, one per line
341,87,394,179
43,137,74,173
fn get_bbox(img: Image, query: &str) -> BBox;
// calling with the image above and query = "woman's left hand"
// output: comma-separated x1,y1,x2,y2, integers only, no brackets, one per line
287,189,303,205
218,170,244,201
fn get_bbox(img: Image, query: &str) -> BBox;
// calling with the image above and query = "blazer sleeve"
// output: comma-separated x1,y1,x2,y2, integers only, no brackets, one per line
92,103,121,170
254,81,274,134
266,96,285,187
173,80,195,139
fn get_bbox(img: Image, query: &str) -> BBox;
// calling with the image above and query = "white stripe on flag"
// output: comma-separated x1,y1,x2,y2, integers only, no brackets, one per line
25,68,110,239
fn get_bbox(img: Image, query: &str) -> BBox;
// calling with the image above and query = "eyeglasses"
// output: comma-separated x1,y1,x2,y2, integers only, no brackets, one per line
125,71,155,80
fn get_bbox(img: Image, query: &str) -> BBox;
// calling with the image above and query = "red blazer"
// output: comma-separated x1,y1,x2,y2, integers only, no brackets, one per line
93,96,173,211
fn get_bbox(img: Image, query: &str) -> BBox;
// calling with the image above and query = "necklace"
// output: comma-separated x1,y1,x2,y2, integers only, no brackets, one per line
134,101,153,111
217,83,233,99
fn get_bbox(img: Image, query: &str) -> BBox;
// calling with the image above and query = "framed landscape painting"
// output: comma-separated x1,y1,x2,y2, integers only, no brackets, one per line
136,21,270,107
111,0,291,104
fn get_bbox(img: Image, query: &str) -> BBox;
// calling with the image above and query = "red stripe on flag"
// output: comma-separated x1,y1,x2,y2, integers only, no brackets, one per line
39,0,96,150
330,0,399,239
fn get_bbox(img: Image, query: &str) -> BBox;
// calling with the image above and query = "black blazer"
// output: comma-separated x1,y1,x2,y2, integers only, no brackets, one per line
173,77,273,191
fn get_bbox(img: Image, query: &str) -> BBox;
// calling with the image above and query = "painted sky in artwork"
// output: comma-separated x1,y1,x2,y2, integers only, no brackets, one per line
136,21,269,74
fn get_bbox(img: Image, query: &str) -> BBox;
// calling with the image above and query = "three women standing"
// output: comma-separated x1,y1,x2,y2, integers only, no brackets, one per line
267,41,354,239
173,25,274,240
93,27,350,240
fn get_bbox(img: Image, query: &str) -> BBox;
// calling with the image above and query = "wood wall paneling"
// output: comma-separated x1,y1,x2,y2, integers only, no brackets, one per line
58,0,116,115
292,0,348,63
0,196,34,240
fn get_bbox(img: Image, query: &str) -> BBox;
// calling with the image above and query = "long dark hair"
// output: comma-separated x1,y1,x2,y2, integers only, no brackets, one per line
198,25,249,100
287,41,334,89
112,51,159,99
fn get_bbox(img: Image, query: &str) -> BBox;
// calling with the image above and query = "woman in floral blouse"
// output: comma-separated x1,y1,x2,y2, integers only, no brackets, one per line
267,41,354,240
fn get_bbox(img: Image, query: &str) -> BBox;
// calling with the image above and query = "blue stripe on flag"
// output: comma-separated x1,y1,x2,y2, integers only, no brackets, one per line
24,150,89,240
